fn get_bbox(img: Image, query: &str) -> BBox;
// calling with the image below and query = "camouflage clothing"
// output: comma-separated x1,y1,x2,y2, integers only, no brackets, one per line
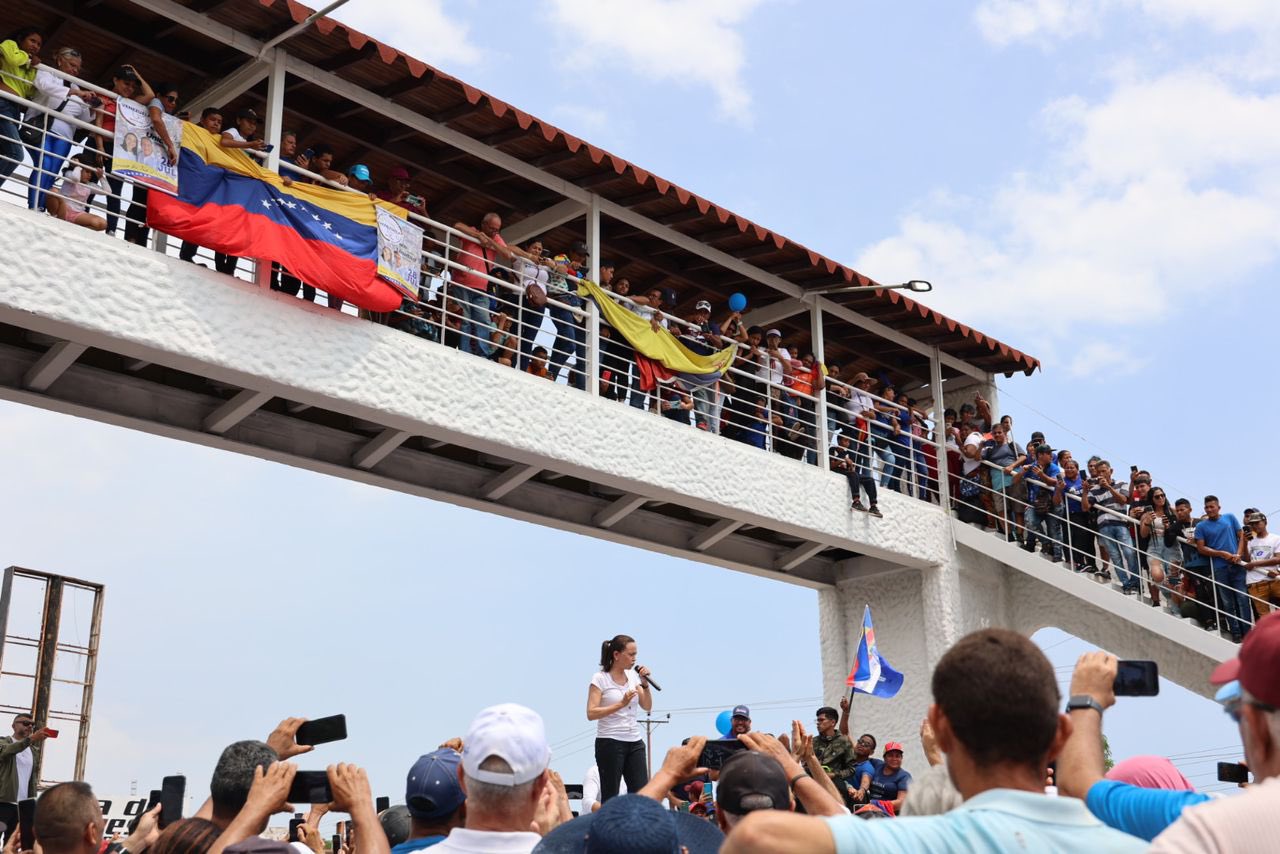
812,731,858,781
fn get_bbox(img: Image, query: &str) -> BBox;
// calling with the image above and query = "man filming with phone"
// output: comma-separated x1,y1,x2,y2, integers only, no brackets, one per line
0,713,49,803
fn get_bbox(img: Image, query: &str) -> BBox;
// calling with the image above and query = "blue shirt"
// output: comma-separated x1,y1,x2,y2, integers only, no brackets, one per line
825,787,1146,853
1195,514,1242,571
390,837,446,854
1085,779,1210,842
853,760,876,785
1062,475,1085,514
868,766,912,800
1024,461,1061,502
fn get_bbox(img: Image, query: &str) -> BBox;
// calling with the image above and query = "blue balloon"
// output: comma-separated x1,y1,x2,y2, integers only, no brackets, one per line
728,292,748,312
715,710,733,737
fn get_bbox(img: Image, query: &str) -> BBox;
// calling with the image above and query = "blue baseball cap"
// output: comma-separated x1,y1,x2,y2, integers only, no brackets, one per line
731,705,750,719
348,163,371,182
405,748,465,820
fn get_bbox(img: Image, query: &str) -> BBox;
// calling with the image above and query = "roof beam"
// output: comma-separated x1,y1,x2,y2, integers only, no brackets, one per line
501,199,588,245
594,494,647,529
203,389,271,434
688,518,743,552
352,428,410,470
433,98,489,123
775,540,826,572
482,463,540,501
742,298,806,328
23,341,86,392
575,169,623,189
184,57,269,115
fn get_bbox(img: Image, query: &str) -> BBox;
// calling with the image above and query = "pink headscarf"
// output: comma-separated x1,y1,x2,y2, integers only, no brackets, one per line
1105,755,1193,791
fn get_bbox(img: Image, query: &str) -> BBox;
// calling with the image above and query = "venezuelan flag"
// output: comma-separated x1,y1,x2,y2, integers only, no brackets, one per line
148,123,404,312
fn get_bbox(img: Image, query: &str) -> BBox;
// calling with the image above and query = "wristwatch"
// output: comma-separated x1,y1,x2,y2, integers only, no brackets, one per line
1066,695,1105,715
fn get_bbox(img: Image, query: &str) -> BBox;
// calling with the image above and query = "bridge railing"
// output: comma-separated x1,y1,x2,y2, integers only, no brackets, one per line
952,457,1264,644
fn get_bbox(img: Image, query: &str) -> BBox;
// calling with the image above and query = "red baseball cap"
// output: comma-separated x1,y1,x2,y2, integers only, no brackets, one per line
883,741,904,755
1211,611,1280,708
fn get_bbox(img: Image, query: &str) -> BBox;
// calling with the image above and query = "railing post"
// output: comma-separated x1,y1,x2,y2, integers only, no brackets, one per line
257,49,288,289
586,299,600,397
810,301,828,470
931,346,950,515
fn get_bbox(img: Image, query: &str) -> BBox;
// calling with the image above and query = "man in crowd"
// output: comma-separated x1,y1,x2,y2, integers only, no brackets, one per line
432,703,551,853
397,746,465,853
830,431,881,517
378,166,428,218
1171,498,1216,629
1083,460,1141,595
680,299,726,433
1061,457,1097,573
207,740,279,830
546,241,590,390
812,707,858,800
1015,443,1064,562
0,712,47,802
726,705,753,738
1197,495,1250,642
450,213,506,361
714,751,792,831
33,782,104,854
347,164,373,193
981,421,1024,542
1241,511,1280,618
722,629,1145,852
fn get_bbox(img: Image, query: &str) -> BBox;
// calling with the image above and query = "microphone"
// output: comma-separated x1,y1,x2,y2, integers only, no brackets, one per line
636,665,662,692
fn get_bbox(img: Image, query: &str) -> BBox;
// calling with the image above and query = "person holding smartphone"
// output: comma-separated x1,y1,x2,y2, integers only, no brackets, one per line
0,713,49,803
586,634,653,804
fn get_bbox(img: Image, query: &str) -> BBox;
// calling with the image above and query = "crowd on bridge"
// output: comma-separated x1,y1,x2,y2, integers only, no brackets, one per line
3,618,1278,853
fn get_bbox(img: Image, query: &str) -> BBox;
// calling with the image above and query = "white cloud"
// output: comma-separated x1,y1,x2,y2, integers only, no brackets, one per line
335,0,481,68
547,0,763,123
974,0,1280,46
1066,341,1147,379
854,71,1280,340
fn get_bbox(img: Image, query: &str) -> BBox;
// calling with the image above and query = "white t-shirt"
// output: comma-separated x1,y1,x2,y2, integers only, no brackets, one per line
430,828,541,854
15,746,32,800
1245,532,1280,585
591,669,642,741
962,432,985,475
765,346,792,386
515,258,548,295
847,389,875,422
580,764,626,814
224,127,246,142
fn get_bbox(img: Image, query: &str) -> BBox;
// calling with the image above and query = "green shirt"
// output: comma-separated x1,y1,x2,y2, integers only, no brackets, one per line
0,41,38,100
813,732,858,781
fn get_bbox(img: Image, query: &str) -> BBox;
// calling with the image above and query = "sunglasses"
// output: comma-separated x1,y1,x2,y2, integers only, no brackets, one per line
1224,697,1278,724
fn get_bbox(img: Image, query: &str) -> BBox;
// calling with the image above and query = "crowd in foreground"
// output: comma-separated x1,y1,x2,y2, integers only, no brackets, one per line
2,614,1277,853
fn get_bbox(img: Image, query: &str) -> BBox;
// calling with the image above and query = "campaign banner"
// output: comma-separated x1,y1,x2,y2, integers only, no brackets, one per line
112,97,182,194
98,795,150,838
375,205,424,301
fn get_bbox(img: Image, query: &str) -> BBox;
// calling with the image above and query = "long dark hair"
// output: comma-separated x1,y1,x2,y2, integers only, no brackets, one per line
149,819,220,854
599,634,634,671
6,27,41,45
1149,487,1175,524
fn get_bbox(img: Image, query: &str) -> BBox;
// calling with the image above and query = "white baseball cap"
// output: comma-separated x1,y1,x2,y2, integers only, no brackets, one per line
461,703,551,786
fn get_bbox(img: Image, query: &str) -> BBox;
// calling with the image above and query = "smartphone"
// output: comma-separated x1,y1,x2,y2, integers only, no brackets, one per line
704,780,714,801
697,738,748,771
42,728,58,739
296,715,347,746
563,784,584,801
288,771,333,804
1130,465,1139,473
160,775,185,829
147,788,163,810
1217,761,1249,784
332,834,341,854
1114,660,1159,696
303,148,315,160
288,817,305,842
375,796,390,813
0,802,16,841
262,143,275,153
17,799,34,850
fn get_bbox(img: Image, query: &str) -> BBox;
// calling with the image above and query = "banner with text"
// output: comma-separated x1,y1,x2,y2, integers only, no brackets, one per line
112,97,183,194
375,205,424,301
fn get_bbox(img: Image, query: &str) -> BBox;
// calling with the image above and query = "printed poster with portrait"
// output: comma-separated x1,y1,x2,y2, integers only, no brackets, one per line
112,96,183,194
375,205,424,301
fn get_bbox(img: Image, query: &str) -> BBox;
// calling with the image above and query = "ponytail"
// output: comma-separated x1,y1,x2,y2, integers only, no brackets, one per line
599,634,634,671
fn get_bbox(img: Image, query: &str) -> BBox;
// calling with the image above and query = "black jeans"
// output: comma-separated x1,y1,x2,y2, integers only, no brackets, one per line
594,737,647,803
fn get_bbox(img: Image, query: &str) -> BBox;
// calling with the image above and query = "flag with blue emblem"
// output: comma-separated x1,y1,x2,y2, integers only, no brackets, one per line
845,605,904,698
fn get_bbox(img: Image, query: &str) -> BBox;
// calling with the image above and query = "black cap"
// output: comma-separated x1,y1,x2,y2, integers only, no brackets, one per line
716,752,790,817
114,66,139,81
236,107,259,121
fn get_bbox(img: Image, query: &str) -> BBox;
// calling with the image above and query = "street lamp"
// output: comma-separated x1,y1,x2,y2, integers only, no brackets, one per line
807,279,933,296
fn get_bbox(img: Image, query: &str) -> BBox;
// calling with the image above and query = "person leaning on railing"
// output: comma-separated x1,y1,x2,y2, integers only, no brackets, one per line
0,26,42,188
1082,461,1141,594
1240,512,1280,618
122,72,181,248
26,46,96,212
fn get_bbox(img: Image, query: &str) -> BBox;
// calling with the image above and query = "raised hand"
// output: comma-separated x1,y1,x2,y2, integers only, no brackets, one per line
327,763,373,815
267,717,314,759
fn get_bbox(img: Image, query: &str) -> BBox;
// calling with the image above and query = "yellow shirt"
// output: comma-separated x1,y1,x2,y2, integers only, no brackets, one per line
0,40,37,99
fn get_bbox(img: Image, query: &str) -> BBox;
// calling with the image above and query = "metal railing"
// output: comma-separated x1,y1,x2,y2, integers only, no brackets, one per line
948,456,1269,642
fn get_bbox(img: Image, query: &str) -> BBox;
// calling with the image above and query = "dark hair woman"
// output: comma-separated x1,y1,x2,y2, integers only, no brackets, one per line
586,633,653,803
1140,487,1179,610
149,818,220,854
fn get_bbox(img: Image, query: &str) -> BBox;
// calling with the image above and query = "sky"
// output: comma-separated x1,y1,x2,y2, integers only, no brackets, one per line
3,0,1273,813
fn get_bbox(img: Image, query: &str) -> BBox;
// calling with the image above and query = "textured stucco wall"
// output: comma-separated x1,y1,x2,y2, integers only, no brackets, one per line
0,203,950,569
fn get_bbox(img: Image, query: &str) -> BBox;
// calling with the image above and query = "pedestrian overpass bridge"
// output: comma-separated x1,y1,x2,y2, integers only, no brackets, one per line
0,202,1232,757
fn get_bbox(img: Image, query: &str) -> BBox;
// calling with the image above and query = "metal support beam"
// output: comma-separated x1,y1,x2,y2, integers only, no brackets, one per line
775,540,826,572
688,518,743,552
585,195,602,396
352,428,410,470
811,301,829,469
481,464,540,501
23,341,87,392
30,575,62,788
741,298,806,329
932,347,951,515
594,494,647,529
501,199,587,245
262,51,286,172
203,389,271,434
184,57,270,116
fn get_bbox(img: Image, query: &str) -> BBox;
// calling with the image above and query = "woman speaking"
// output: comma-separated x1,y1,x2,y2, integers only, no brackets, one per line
586,634,653,802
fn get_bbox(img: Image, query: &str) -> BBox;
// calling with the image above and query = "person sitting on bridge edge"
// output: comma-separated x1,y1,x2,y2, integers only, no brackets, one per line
722,629,1146,853
830,431,881,518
